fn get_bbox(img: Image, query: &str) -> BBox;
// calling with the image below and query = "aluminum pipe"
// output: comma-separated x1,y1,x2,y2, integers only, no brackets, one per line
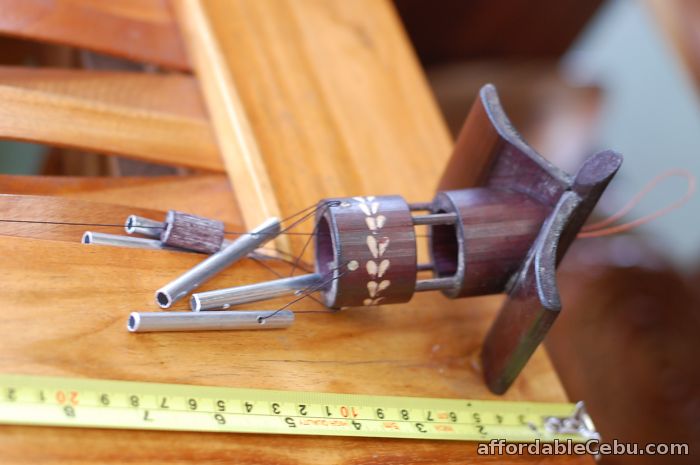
82,231,170,250
124,215,165,238
155,217,281,308
191,273,322,311
127,310,294,332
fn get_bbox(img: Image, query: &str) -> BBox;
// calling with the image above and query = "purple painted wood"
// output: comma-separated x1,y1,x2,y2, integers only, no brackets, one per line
438,84,571,207
301,84,622,395
434,83,623,393
482,150,622,394
430,188,548,297
315,196,417,309
160,210,225,254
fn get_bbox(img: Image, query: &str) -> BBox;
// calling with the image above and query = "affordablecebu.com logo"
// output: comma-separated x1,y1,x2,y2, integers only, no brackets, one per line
478,439,689,456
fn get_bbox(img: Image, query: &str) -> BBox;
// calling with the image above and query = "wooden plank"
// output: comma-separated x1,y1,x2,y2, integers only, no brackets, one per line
0,194,158,243
0,68,224,171
0,194,241,243
173,0,452,243
0,233,582,464
174,0,283,237
0,194,169,243
0,174,165,194
0,67,207,119
0,0,189,70
0,174,241,225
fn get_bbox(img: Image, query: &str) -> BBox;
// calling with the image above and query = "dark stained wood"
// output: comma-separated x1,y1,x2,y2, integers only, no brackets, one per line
395,0,603,66
437,85,502,190
316,195,417,308
480,192,579,395
481,150,621,394
431,188,548,297
0,0,190,70
434,85,622,394
161,209,225,254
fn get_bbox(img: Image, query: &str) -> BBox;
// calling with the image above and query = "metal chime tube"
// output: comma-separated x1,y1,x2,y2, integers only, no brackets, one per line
410,212,458,226
181,206,460,312
413,212,458,291
127,310,294,332
124,215,165,238
191,273,323,311
415,277,456,292
155,217,281,308
82,231,170,251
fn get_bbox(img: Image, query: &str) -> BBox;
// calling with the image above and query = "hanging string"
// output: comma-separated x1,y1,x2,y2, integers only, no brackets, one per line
0,201,338,238
259,262,348,322
578,169,696,239
0,171,694,241
287,200,336,277
248,254,322,306
252,249,313,273
0,219,128,228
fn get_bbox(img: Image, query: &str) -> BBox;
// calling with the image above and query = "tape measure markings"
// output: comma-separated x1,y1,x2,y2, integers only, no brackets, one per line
0,374,585,442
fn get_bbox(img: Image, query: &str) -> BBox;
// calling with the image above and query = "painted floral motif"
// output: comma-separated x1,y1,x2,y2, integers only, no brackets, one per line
354,196,391,306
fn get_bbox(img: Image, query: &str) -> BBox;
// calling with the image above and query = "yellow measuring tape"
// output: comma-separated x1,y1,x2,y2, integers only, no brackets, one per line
0,374,591,442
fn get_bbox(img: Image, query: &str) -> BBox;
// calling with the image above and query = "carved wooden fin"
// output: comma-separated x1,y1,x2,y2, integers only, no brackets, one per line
438,84,623,394
482,150,622,394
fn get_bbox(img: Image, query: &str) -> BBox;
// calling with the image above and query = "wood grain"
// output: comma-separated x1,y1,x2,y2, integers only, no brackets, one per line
0,67,223,171
174,0,283,236
0,66,207,119
174,0,452,246
0,174,242,225
0,0,189,69
0,233,584,464
161,209,225,253
431,188,548,297
317,195,417,308
0,174,168,194
0,194,242,244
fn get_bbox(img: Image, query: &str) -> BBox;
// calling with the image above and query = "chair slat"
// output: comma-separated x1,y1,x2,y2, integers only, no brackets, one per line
0,68,224,171
0,0,189,70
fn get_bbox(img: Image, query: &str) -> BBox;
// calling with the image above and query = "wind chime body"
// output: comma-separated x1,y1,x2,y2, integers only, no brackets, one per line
114,85,622,394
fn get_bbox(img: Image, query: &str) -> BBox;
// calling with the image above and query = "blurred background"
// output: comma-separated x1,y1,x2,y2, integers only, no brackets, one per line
0,1,698,463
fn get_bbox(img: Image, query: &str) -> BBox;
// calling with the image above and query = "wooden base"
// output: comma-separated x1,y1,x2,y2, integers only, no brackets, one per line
0,226,583,463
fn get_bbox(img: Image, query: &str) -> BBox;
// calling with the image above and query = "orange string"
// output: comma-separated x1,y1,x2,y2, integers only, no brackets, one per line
577,169,696,239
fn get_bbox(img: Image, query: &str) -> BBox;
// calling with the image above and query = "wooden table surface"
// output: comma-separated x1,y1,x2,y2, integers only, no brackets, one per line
0,191,587,464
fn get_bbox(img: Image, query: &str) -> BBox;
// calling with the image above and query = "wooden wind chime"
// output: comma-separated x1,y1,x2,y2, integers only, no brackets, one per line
111,85,622,394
